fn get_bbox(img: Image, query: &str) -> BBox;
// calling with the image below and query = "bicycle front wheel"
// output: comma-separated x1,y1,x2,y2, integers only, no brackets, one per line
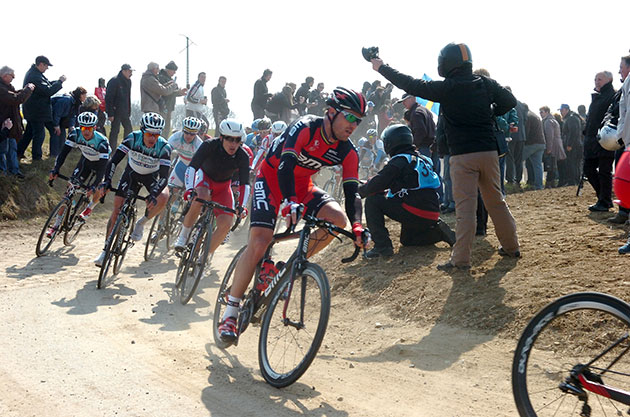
63,194,89,245
144,210,168,261
113,212,133,275
258,262,331,388
98,215,126,289
36,199,70,257
512,292,630,417
180,216,212,304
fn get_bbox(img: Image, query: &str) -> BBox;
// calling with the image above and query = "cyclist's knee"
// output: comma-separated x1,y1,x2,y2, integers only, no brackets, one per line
317,204,347,228
247,228,273,257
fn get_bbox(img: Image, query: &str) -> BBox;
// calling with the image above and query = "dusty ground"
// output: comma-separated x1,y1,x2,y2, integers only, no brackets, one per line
0,184,627,416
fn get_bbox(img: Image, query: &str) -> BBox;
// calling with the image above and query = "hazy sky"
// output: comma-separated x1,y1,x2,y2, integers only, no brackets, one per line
4,0,628,123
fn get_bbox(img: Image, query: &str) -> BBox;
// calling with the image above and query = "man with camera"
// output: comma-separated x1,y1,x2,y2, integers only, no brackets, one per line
365,44,520,270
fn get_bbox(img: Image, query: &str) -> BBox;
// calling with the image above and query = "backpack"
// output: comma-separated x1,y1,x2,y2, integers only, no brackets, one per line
386,153,440,199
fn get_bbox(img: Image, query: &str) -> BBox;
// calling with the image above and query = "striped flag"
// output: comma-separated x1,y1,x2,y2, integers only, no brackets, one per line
416,74,440,115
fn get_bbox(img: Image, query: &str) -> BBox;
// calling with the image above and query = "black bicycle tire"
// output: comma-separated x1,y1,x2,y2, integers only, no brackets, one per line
180,215,212,304
258,262,331,388
144,211,166,261
98,215,125,289
512,292,630,417
63,194,89,246
113,211,133,275
212,245,248,349
36,199,70,257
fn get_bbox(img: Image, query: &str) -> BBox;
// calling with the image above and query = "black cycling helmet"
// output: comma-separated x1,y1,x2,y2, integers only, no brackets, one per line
382,124,414,156
437,43,472,77
326,87,367,117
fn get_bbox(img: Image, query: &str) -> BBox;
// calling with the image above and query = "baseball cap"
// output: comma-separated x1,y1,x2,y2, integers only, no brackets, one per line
35,55,53,66
165,61,178,71
121,63,134,71
559,104,570,111
396,93,415,104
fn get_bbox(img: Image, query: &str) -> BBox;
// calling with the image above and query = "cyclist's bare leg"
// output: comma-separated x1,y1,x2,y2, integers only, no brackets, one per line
307,201,347,257
145,187,169,219
208,213,233,254
106,196,125,236
229,226,274,299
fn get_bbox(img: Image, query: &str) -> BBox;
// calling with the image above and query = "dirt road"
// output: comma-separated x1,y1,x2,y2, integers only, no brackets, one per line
0,217,519,417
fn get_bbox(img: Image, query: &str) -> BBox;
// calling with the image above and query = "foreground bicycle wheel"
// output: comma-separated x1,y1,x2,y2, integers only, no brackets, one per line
63,194,89,245
98,216,125,289
144,210,168,261
258,262,330,388
512,292,630,417
179,218,211,304
112,213,133,275
213,245,248,349
36,199,69,257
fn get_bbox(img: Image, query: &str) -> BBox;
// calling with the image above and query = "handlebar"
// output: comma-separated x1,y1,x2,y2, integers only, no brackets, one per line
99,186,147,204
48,173,88,189
190,197,241,231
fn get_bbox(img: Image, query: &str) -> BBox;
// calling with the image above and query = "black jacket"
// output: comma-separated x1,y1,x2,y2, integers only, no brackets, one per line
584,81,616,158
251,78,270,108
358,147,439,215
211,84,229,117
408,102,435,148
378,64,516,156
105,71,132,118
22,64,63,122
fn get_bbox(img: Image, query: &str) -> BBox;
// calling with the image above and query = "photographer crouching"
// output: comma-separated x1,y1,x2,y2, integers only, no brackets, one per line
358,124,455,258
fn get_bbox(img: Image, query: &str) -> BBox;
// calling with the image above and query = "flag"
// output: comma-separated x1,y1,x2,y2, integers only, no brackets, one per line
415,74,440,115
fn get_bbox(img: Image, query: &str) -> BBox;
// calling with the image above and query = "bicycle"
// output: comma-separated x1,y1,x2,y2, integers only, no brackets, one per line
321,166,344,203
36,173,92,257
144,186,185,261
97,188,147,289
511,292,630,416
212,212,367,387
174,196,240,305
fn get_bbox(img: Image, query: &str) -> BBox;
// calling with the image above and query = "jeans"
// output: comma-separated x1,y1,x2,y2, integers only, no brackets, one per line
49,128,66,157
0,137,20,174
18,120,54,160
522,143,546,190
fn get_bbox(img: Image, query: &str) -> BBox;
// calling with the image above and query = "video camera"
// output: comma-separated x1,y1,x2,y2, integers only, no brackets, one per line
362,46,380,62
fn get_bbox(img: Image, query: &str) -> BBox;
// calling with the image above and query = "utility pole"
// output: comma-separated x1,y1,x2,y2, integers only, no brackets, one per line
179,34,197,88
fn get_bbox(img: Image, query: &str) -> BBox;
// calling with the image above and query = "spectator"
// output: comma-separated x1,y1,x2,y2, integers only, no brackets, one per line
369,86,386,113
505,100,527,190
140,62,178,115
157,61,187,136
370,42,520,270
94,78,107,134
376,99,393,134
559,104,583,186
186,72,208,127
265,85,297,123
578,104,587,121
522,109,546,190
295,76,314,116
540,105,565,188
105,64,133,149
50,86,87,157
0,66,33,178
79,95,101,114
583,71,616,211
436,114,455,214
613,53,630,231
398,93,436,156
18,55,66,161
211,76,230,129
251,69,272,119
358,124,455,258
361,81,371,97
307,82,326,115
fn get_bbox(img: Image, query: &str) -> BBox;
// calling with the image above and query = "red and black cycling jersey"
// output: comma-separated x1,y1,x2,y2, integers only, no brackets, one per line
188,138,250,185
264,115,362,223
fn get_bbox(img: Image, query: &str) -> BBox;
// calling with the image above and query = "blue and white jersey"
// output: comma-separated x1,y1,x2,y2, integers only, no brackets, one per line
167,131,202,166
65,128,111,162
118,131,172,175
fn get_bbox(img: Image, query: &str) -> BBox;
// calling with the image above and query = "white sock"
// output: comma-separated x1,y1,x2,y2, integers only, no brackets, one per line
179,226,191,241
223,295,241,320
136,216,148,226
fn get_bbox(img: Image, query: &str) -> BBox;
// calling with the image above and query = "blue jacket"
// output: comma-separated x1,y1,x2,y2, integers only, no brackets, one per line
51,94,79,128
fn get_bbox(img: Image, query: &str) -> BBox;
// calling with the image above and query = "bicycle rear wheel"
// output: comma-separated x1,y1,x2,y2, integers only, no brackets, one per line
144,210,168,261
63,194,89,245
98,215,125,289
36,199,70,257
179,215,212,304
212,245,248,349
258,262,330,388
512,292,630,417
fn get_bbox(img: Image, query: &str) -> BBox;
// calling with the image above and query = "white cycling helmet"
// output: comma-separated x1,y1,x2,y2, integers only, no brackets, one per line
219,119,245,138
141,112,165,134
77,111,98,127
182,116,202,134
366,128,378,138
598,123,623,151
271,120,287,135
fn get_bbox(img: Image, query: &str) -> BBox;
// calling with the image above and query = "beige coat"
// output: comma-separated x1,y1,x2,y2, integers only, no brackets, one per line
140,70,177,114
542,114,566,160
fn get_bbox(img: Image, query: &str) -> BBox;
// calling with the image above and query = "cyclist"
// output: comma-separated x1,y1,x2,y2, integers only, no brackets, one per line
357,128,386,179
173,118,250,253
218,87,370,345
47,111,111,235
244,119,260,148
167,116,203,189
251,117,272,155
94,112,172,266
251,119,286,178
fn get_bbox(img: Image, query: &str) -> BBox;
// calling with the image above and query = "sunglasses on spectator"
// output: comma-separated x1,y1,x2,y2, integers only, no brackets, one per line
223,135,242,144
81,126,95,132
340,110,362,124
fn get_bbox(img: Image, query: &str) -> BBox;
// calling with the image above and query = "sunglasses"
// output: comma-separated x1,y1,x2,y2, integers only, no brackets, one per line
183,130,197,136
145,132,160,138
80,126,95,132
340,110,362,124
223,135,242,144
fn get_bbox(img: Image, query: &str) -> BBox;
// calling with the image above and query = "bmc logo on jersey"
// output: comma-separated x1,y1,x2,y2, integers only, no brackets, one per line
297,153,323,170
322,149,342,164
